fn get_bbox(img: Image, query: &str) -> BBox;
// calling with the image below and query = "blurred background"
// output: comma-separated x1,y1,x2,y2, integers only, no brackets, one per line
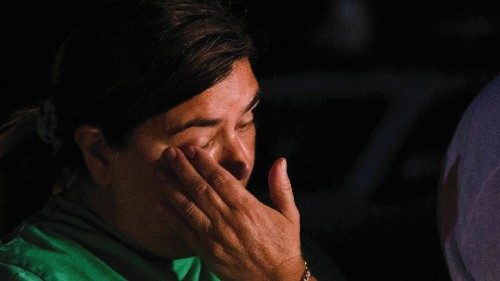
2,0,500,280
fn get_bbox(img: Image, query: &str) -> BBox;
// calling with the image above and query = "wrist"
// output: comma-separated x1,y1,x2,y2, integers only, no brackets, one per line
271,256,308,281
301,261,311,281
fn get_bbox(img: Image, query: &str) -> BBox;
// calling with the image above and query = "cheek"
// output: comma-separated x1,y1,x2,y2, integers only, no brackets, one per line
249,126,256,148
114,152,155,194
113,139,167,194
241,126,257,170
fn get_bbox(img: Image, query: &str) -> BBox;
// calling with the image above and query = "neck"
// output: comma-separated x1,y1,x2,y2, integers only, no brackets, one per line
60,177,195,259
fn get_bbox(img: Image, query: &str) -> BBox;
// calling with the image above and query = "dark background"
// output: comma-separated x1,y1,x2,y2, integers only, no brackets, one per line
2,1,500,280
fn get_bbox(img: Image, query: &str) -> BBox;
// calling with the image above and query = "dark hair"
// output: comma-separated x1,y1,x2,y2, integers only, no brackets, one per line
0,0,253,235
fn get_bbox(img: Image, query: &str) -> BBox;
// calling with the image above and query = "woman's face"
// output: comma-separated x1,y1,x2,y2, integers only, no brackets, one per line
101,59,259,258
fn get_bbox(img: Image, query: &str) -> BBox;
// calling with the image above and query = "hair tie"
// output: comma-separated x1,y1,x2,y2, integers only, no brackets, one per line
36,99,62,156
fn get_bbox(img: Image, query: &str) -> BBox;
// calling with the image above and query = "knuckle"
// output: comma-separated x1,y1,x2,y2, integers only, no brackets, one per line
181,201,197,216
207,240,224,259
234,195,253,208
207,170,227,187
210,218,226,233
189,177,209,197
200,220,212,235
293,208,301,221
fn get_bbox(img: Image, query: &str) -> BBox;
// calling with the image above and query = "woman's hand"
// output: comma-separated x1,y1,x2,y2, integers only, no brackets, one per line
156,146,308,281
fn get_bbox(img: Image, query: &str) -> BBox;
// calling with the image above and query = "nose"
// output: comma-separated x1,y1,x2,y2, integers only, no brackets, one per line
217,137,250,181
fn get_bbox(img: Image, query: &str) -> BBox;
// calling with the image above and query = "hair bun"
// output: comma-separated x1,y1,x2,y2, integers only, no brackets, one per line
36,99,62,156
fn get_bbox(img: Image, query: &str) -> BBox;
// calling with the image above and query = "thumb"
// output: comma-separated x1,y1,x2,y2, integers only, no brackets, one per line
268,158,299,222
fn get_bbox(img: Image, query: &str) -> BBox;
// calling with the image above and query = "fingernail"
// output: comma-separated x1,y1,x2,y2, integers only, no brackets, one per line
281,158,287,173
165,147,176,161
185,146,196,159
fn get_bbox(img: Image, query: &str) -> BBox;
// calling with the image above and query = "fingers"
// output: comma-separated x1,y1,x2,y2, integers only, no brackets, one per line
157,168,211,234
268,158,300,223
160,147,228,217
185,146,256,209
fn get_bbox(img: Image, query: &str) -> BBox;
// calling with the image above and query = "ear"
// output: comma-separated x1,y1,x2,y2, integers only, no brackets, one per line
73,126,116,186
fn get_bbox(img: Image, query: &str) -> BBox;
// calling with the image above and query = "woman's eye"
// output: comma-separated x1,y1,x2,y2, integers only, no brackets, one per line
201,139,214,149
238,109,257,131
238,120,254,131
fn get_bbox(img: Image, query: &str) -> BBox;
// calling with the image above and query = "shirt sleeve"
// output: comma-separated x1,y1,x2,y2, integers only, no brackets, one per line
460,167,500,281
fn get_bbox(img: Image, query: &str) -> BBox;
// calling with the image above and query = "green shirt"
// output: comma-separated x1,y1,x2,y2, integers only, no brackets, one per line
0,195,220,280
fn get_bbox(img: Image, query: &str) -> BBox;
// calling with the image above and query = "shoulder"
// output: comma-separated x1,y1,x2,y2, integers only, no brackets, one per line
0,223,123,281
447,74,500,157
440,74,500,281
0,263,43,281
443,74,500,193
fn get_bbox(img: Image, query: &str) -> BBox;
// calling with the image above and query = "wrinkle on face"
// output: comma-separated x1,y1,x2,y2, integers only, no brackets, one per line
98,58,259,257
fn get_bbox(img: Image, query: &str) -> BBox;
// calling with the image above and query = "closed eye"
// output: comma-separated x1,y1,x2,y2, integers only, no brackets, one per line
237,121,253,132
201,139,214,149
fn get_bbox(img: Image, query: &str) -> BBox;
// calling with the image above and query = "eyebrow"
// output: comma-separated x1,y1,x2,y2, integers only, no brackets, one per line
167,90,260,136
242,91,261,114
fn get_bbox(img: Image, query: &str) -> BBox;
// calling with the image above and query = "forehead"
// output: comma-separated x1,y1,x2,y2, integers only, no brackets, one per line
131,59,258,144
165,59,258,120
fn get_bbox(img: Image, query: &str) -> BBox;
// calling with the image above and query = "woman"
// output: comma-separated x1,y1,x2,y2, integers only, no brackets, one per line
439,75,500,280
0,0,334,280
